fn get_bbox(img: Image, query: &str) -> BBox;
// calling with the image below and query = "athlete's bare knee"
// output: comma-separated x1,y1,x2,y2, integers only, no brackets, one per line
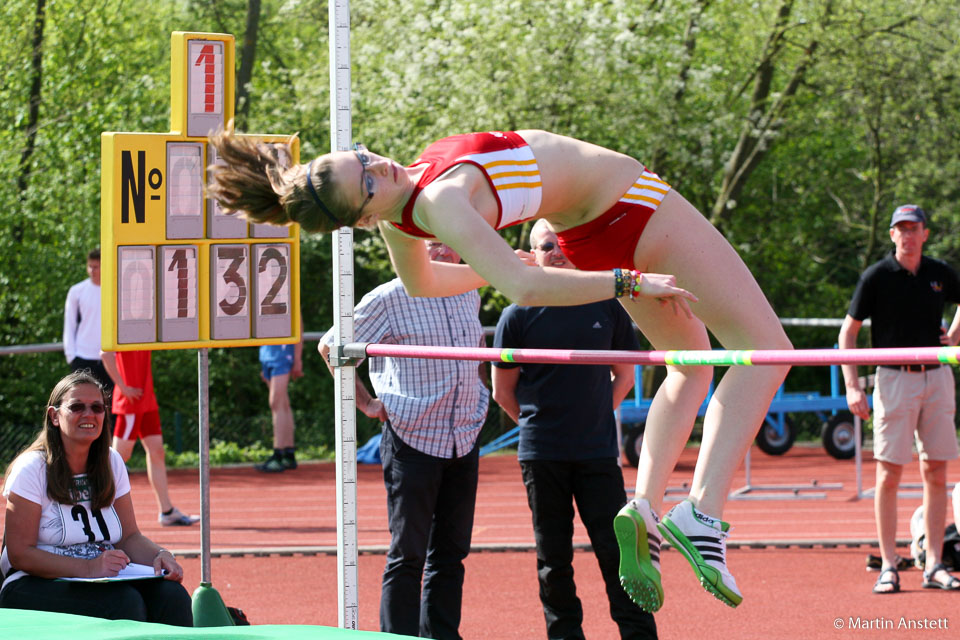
667,364,713,397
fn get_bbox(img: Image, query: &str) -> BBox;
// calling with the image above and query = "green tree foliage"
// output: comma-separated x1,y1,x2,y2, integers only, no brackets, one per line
2,0,959,462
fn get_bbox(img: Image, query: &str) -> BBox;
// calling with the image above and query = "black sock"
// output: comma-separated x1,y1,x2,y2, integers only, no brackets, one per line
162,508,173,516
282,447,296,458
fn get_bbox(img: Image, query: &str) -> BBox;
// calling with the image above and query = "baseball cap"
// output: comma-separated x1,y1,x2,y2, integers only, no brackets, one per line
890,204,926,227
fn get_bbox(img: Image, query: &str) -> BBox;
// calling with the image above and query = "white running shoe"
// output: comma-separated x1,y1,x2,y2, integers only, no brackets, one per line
160,507,200,527
659,499,742,607
613,498,664,612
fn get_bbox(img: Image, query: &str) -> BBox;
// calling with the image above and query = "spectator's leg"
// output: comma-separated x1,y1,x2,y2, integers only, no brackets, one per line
132,579,194,626
420,443,480,640
379,423,441,637
575,459,657,640
0,577,147,621
520,459,584,640
920,458,948,571
875,460,904,576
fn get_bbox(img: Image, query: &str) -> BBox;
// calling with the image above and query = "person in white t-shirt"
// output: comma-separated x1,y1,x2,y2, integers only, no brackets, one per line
0,371,192,625
62,248,112,395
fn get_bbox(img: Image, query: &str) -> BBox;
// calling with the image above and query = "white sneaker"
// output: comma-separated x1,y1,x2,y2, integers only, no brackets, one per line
613,498,664,612
159,507,200,527
659,499,742,607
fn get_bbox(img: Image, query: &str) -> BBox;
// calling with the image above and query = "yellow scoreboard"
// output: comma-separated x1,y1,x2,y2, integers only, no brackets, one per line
101,32,300,351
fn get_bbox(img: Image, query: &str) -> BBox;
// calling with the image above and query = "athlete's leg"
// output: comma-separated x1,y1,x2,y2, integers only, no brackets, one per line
142,433,173,513
622,298,712,517
268,373,295,449
112,414,137,462
112,436,136,462
632,190,792,518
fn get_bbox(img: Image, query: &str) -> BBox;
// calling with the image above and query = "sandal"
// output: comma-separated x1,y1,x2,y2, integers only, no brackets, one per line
873,567,900,594
922,563,960,590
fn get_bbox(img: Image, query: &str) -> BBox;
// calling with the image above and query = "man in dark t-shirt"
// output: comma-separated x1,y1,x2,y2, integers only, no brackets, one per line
839,204,960,594
492,220,656,639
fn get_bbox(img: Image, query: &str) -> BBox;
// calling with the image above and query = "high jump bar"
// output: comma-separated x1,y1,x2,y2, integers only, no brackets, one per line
340,344,960,367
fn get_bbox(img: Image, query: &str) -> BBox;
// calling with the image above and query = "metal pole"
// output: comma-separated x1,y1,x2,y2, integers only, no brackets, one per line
330,0,358,629
855,415,863,499
198,348,211,582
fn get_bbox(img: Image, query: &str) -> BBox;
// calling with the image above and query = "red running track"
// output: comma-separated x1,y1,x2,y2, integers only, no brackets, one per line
2,446,956,638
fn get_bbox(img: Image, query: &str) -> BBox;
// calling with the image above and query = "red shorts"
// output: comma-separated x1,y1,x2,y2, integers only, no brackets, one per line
556,169,669,271
113,410,162,441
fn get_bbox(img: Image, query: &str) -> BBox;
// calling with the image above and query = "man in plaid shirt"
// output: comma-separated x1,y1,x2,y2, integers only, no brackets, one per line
321,242,488,639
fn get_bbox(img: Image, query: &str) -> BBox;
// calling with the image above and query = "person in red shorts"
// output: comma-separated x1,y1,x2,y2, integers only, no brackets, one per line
102,350,198,527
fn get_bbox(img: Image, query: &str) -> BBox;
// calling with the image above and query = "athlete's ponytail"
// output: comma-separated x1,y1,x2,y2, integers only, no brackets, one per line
208,126,358,234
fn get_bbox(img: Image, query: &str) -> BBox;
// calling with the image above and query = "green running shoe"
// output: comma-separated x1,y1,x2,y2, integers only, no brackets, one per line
659,499,742,608
613,498,664,612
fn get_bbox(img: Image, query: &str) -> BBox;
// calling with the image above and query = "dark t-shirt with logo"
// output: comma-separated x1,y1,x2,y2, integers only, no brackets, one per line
493,299,640,461
848,252,960,348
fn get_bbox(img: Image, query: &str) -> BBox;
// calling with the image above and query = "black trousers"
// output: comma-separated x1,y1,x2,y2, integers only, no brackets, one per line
379,422,479,639
0,575,193,626
521,459,658,640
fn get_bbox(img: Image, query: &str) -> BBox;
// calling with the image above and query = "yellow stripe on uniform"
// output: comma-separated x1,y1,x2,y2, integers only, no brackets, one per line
497,182,544,190
621,194,665,206
483,158,538,169
488,169,541,179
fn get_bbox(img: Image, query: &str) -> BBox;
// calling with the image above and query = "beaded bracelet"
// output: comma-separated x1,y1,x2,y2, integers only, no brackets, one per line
613,269,626,298
628,271,644,300
612,269,644,299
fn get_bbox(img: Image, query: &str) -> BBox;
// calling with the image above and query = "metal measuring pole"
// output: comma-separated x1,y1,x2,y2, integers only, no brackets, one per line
329,0,359,629
198,348,212,582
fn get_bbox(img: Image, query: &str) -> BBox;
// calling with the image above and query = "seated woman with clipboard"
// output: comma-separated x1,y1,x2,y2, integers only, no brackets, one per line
0,371,192,625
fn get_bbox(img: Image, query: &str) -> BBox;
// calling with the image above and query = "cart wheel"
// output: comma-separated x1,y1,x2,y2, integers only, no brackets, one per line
623,425,644,468
755,416,796,455
821,411,860,460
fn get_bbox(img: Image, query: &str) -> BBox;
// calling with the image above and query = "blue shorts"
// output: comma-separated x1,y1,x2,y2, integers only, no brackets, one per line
259,344,295,380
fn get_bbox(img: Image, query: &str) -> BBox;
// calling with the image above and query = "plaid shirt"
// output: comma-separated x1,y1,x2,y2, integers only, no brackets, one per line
323,279,488,458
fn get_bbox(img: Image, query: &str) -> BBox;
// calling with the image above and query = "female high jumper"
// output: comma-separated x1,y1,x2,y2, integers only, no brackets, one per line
209,128,792,612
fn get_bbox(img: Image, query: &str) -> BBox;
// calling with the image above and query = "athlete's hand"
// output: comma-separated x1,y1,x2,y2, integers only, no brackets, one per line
630,273,698,319
120,384,143,401
90,548,130,577
514,249,537,267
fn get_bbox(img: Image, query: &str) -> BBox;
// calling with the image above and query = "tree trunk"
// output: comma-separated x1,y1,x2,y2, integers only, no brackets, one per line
17,0,47,204
235,0,262,130
648,0,712,173
709,0,832,229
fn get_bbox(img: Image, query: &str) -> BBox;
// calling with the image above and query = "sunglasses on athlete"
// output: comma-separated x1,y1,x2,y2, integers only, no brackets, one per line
534,241,557,253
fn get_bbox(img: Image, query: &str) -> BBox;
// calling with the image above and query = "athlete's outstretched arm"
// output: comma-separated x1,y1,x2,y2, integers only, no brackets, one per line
378,221,489,297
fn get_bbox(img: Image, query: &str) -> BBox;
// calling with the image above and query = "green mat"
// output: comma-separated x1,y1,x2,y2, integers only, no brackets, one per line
0,609,411,639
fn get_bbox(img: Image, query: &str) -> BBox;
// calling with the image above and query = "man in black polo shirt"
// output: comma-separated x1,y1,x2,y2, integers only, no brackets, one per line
491,220,656,639
839,203,960,594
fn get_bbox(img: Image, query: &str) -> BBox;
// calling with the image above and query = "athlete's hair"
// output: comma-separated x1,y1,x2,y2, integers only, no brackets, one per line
5,371,116,510
207,126,360,234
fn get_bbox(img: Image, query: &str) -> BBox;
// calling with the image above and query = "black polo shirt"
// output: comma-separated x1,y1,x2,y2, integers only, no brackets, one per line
848,252,960,348
492,299,640,461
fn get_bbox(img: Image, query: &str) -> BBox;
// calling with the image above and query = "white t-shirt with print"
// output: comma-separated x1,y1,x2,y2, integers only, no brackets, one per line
1,448,130,590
